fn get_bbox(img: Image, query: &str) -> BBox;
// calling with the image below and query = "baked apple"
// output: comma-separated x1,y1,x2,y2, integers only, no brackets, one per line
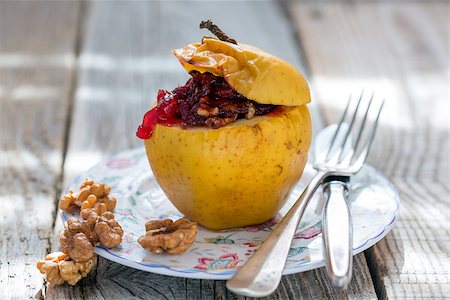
137,22,311,230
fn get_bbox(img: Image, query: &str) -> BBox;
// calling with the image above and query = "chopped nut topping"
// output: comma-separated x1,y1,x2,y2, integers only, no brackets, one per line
197,106,219,117
138,218,197,254
245,105,256,119
205,116,237,129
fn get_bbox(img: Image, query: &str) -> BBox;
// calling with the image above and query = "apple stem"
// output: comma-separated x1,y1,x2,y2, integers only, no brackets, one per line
199,20,237,45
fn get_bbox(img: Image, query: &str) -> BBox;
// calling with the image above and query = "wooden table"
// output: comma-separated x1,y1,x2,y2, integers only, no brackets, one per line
1,1,448,299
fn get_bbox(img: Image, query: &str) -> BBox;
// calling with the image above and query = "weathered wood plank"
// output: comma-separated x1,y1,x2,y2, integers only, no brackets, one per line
0,1,80,299
288,1,449,298
48,1,376,299
47,252,375,300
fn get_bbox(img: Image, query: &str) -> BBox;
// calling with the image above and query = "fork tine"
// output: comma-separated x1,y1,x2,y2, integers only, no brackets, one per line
336,91,365,163
324,94,353,161
353,99,385,166
349,92,375,163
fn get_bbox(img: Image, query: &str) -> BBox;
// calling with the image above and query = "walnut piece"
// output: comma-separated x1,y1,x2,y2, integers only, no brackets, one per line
79,210,124,249
145,219,174,231
63,217,98,245
197,106,219,117
78,180,110,201
95,213,124,248
59,179,115,212
60,217,97,262
245,105,256,119
38,179,122,286
59,255,97,285
205,117,237,129
98,196,117,211
37,251,97,286
59,189,77,210
61,232,95,263
138,218,197,254
36,252,68,285
81,194,108,215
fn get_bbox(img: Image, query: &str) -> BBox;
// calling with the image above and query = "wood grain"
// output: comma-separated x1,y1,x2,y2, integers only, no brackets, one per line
47,1,377,299
288,1,449,298
0,1,80,299
46,253,375,300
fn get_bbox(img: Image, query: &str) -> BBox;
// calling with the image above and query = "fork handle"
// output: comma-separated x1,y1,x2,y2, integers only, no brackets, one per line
226,170,329,297
322,181,353,289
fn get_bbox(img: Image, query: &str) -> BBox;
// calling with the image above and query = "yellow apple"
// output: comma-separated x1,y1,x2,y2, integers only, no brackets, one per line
144,38,312,229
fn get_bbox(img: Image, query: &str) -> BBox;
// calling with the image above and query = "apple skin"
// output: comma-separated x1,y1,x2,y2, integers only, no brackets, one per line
144,105,311,230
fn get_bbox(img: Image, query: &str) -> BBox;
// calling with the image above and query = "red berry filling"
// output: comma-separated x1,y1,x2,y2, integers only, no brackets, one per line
136,72,276,139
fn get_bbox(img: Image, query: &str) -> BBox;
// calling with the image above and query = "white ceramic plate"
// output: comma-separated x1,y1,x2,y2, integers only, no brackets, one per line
61,147,399,280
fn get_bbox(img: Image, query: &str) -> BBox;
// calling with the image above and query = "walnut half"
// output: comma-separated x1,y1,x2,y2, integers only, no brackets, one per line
138,218,197,254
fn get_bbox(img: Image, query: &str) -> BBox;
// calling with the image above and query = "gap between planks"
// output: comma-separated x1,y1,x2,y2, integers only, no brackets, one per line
42,0,86,298
50,0,86,239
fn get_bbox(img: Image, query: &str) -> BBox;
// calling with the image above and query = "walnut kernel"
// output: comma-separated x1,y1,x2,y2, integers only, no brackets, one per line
59,179,115,212
81,194,108,215
38,179,122,286
36,252,68,285
61,231,95,263
95,214,124,248
138,218,197,254
59,189,77,210
59,255,97,285
37,252,97,286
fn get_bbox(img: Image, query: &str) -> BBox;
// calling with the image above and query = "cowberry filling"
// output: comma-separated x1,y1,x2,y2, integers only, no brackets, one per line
136,71,276,139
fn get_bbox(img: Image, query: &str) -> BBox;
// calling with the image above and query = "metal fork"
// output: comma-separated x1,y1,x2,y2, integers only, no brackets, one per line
227,92,384,297
319,91,383,289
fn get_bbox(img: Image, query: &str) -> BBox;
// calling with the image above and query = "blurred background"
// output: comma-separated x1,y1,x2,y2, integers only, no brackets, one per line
0,1,448,299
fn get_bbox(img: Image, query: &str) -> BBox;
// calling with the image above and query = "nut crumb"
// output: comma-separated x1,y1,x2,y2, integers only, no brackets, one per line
197,106,219,117
245,105,256,119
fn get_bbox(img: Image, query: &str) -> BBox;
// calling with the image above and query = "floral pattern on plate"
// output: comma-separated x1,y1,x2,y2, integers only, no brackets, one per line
62,147,399,279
